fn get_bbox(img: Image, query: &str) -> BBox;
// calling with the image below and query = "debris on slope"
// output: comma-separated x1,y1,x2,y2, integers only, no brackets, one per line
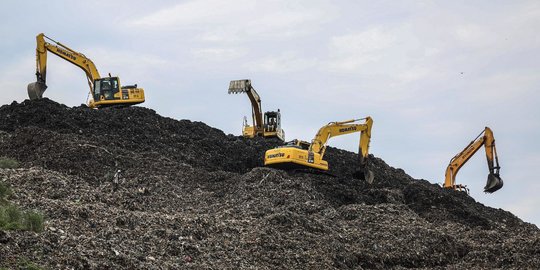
0,99,538,269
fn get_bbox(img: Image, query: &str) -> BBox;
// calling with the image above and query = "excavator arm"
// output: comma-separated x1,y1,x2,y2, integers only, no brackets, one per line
28,33,101,100
310,117,374,181
310,117,373,159
228,79,263,135
444,127,503,193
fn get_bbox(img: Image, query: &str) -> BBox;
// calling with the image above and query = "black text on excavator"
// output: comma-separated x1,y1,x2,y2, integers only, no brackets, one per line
444,127,503,193
228,79,285,141
27,33,145,108
264,117,374,182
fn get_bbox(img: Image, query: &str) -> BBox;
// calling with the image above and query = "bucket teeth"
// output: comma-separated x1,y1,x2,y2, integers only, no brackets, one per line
353,169,374,184
228,89,247,94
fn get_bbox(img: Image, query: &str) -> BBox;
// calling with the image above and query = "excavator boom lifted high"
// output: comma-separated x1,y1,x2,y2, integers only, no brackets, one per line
265,117,374,182
444,127,503,193
27,33,145,108
228,79,285,141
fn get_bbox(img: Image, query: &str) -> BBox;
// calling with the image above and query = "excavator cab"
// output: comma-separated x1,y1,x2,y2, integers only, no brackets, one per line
264,111,279,132
90,77,145,108
94,77,119,101
263,110,285,141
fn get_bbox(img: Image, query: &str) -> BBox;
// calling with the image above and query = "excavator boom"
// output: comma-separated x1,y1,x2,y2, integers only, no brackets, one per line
28,33,100,100
444,127,503,193
228,79,263,133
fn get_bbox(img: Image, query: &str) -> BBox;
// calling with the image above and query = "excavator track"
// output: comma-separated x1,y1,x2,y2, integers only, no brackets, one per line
287,168,337,178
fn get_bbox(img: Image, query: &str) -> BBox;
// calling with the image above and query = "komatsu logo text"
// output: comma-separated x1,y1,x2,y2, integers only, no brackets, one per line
57,48,77,61
267,153,285,159
339,126,357,132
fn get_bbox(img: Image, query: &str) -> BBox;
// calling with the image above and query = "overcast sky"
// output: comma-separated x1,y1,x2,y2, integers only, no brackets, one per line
1,0,539,226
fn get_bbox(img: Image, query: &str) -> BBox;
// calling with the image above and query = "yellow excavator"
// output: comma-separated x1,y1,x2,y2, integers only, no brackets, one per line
264,117,374,182
228,79,285,141
27,33,145,108
444,127,503,193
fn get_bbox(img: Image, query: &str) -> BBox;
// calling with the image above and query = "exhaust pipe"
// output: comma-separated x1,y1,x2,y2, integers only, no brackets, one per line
484,173,503,193
27,81,47,100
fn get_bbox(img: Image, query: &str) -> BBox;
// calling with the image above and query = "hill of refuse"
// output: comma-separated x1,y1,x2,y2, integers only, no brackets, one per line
0,99,538,269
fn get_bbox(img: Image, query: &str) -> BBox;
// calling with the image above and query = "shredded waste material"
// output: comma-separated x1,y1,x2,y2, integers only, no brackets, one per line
0,99,538,269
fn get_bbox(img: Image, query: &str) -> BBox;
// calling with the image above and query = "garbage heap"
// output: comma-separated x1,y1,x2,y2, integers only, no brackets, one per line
0,99,537,269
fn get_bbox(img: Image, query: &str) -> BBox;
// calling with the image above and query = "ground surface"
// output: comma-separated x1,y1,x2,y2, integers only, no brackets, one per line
0,99,538,269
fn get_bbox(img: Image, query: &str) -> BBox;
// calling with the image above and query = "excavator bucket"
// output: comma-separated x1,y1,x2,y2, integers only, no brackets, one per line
27,81,47,100
228,80,251,94
353,168,374,184
484,173,503,193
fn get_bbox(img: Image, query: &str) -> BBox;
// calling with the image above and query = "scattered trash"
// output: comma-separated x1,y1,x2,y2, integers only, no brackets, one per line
0,99,537,269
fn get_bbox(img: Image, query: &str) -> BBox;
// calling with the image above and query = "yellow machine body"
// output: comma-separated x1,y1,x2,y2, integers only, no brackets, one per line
27,33,145,108
229,79,285,141
265,140,328,170
264,117,374,182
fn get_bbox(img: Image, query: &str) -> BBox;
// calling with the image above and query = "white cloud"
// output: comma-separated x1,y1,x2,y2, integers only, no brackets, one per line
453,23,493,48
128,0,337,43
129,0,249,27
244,52,318,73
396,67,430,84
460,71,538,104
82,47,172,84
327,28,397,71
191,47,247,62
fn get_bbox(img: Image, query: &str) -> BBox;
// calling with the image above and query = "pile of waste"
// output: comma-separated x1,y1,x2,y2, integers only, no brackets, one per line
0,99,538,269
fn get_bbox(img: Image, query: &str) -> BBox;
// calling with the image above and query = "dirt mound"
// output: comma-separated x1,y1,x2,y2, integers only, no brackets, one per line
0,99,538,269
